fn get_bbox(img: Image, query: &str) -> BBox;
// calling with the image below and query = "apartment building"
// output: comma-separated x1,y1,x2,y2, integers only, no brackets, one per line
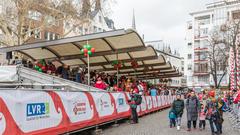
185,0,240,90
145,40,186,88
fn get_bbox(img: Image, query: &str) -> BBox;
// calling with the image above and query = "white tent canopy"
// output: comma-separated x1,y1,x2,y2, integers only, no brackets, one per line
0,29,182,79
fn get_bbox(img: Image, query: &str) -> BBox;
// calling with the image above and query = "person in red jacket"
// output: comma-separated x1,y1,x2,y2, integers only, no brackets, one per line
94,76,107,90
233,90,240,104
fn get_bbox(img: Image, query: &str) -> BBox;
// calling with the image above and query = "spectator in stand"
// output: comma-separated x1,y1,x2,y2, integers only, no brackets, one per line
150,86,157,96
56,65,63,77
94,76,107,90
12,56,22,65
27,60,33,69
62,64,69,79
47,61,56,75
164,89,170,95
125,79,132,92
75,66,82,83
137,81,144,95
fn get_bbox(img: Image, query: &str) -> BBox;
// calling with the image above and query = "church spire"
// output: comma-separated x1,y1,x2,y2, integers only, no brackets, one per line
132,9,136,30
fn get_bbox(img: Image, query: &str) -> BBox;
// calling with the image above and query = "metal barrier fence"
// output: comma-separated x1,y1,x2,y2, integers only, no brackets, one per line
227,102,240,130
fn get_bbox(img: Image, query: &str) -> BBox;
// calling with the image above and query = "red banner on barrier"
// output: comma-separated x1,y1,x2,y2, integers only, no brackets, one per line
0,90,173,135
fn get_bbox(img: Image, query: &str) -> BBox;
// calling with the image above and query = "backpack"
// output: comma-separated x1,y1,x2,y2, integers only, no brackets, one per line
135,95,142,105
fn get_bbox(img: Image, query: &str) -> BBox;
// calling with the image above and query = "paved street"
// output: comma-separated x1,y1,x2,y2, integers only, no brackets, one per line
102,109,240,135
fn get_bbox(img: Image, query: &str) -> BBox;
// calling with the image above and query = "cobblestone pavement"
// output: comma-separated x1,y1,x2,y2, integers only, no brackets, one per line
102,109,240,135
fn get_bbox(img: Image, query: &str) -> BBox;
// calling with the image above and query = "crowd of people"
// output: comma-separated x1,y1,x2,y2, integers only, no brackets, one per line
168,88,240,135
10,58,240,134
14,58,174,95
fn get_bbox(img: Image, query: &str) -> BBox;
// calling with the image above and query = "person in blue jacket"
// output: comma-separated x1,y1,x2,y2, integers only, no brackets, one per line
169,109,177,128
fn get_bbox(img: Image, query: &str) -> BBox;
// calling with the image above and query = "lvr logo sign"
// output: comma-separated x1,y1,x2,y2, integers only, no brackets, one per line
27,103,49,116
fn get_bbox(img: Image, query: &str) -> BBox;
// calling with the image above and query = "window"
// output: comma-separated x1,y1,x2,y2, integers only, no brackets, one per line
93,26,97,32
28,10,42,21
188,64,192,70
65,22,70,29
73,27,77,33
34,29,41,39
49,32,54,40
194,63,208,72
98,28,102,32
198,76,209,83
45,15,56,25
55,34,59,40
79,27,82,34
188,54,192,59
188,76,192,82
99,16,102,23
84,28,88,34
187,23,192,29
44,31,50,40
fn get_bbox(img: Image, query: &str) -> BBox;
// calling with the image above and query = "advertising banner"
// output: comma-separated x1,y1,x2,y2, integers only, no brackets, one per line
90,92,116,121
0,90,62,134
137,105,141,113
152,96,158,109
166,96,169,105
56,91,96,124
0,89,173,135
0,112,6,135
145,96,153,112
157,96,162,107
162,96,166,106
111,92,130,117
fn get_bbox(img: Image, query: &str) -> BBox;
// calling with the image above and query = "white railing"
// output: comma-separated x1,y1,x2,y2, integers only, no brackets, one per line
17,66,103,92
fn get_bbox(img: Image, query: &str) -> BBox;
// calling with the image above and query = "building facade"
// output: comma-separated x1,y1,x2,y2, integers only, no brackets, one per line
64,0,115,37
185,0,240,90
0,0,115,65
145,40,186,88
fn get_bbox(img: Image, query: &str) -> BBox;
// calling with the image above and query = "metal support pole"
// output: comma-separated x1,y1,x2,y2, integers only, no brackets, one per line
88,53,90,86
87,40,90,90
117,53,119,87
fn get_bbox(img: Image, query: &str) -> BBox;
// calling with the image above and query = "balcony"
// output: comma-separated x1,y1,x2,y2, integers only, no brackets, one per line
193,72,209,76
194,59,208,63
194,35,208,40
193,70,209,76
194,47,208,52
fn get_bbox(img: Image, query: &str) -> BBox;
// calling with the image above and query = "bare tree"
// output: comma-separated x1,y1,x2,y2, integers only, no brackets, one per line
0,0,113,47
207,28,229,88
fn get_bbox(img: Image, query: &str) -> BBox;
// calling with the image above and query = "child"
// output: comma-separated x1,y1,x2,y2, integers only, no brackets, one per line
169,109,176,128
199,103,206,130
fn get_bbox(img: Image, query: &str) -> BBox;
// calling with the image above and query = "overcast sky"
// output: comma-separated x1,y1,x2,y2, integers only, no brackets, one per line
109,0,213,56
